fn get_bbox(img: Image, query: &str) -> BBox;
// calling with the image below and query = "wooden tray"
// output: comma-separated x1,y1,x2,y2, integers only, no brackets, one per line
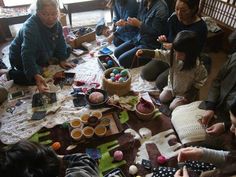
102,111,123,137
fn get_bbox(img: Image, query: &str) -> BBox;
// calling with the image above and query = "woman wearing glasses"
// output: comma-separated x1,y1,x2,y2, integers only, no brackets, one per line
8,0,75,92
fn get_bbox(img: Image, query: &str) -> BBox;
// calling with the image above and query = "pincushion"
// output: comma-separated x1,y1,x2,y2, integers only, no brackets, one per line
88,91,104,104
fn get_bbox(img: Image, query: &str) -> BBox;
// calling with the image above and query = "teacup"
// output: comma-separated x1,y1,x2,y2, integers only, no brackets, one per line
70,119,83,128
82,126,94,138
99,117,110,128
95,125,107,137
71,128,83,141
87,116,100,127
91,111,102,119
80,113,90,125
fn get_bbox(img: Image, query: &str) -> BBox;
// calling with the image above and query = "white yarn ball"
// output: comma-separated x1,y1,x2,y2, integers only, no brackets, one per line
129,165,138,175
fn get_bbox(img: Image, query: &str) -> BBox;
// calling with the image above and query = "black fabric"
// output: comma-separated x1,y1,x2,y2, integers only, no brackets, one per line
152,161,216,177
63,153,99,177
199,53,212,74
0,59,7,69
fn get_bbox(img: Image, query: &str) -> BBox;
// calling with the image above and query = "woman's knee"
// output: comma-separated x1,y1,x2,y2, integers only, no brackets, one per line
169,97,188,111
155,69,169,90
159,89,173,103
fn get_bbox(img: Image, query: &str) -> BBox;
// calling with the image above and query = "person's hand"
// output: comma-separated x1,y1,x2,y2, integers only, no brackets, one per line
174,166,189,177
107,34,114,44
158,35,167,42
136,49,143,57
34,74,49,93
200,110,215,127
59,60,76,69
177,147,203,162
206,122,225,135
116,19,127,26
127,17,142,28
162,42,172,50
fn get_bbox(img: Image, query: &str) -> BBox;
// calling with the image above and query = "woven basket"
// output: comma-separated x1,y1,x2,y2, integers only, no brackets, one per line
102,67,131,96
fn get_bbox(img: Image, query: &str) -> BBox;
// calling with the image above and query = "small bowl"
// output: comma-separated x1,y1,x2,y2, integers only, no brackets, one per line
87,116,100,127
95,125,107,137
70,119,83,128
91,111,102,119
71,128,83,141
99,117,111,128
82,126,94,138
80,113,90,125
85,88,108,108
135,102,155,120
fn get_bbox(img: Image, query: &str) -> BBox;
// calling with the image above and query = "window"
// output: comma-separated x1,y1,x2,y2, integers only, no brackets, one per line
3,0,33,7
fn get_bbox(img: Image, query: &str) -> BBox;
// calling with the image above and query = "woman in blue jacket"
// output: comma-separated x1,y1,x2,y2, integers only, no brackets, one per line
114,0,169,68
9,0,75,92
108,0,139,46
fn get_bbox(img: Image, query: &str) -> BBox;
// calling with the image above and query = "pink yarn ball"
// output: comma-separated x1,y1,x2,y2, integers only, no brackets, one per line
113,150,123,161
88,92,104,104
157,155,166,164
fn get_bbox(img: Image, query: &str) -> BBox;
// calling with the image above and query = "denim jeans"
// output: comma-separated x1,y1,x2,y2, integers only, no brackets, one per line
114,40,151,68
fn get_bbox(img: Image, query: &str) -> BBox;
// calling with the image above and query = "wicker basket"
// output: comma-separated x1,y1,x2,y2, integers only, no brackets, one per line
102,67,131,96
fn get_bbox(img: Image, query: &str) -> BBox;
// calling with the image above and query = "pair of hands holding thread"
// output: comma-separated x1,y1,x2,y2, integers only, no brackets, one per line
174,147,204,177
35,60,76,93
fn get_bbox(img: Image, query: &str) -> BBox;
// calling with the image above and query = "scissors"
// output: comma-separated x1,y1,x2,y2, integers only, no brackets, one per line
6,106,16,114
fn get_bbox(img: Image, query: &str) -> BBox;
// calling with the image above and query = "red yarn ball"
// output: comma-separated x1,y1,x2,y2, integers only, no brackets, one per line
157,155,166,164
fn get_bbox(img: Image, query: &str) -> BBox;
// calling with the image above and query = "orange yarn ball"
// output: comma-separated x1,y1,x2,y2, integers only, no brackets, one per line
51,142,61,151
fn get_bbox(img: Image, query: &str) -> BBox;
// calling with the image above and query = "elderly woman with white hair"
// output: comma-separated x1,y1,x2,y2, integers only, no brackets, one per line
8,0,75,92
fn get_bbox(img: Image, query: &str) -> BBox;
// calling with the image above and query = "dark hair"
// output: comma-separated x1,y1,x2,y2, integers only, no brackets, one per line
172,30,200,70
230,98,236,117
177,0,200,16
0,140,60,177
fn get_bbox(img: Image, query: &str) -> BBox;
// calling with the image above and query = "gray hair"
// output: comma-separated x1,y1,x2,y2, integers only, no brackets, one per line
36,0,59,11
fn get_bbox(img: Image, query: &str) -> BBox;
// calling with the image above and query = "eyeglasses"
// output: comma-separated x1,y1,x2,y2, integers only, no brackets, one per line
39,11,59,18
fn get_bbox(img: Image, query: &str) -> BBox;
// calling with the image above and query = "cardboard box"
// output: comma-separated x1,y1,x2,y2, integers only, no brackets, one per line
69,31,96,49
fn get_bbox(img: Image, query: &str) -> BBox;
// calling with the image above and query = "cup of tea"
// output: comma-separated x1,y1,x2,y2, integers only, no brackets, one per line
80,113,90,125
71,128,83,141
95,125,107,137
91,111,102,120
70,119,83,129
82,126,94,138
99,117,110,128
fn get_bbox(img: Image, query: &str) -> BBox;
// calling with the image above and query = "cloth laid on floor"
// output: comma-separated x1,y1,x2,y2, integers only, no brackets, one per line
0,49,156,144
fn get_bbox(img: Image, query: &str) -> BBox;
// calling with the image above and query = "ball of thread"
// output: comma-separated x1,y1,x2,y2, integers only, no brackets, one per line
113,150,123,161
129,165,138,175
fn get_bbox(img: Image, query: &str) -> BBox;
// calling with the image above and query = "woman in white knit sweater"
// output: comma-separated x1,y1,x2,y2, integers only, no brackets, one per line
174,98,236,177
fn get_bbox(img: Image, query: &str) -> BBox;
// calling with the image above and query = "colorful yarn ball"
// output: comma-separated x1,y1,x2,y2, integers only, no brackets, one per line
113,150,123,161
129,165,138,175
102,63,108,68
118,77,125,82
120,69,128,77
105,57,110,61
112,68,119,75
157,155,167,164
51,142,61,151
115,74,121,81
110,73,115,77
88,92,104,104
107,60,113,67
